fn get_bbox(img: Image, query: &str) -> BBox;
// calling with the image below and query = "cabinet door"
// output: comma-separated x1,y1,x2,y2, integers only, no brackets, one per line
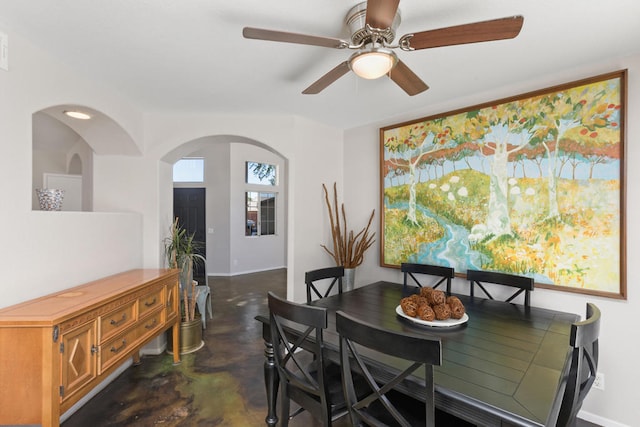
60,321,97,402
166,281,179,321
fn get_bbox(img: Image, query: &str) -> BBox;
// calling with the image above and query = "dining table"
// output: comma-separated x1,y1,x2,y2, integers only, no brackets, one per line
255,281,579,427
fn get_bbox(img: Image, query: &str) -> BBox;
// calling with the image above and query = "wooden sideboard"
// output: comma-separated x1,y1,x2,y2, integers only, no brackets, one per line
0,269,181,427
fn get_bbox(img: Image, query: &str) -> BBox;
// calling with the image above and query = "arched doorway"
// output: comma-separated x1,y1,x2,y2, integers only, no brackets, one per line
161,135,288,278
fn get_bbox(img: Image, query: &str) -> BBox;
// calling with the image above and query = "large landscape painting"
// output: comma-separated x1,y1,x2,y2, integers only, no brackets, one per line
380,71,626,298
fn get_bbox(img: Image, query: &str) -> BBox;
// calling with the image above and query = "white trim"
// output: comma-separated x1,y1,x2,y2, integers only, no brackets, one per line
60,361,132,423
579,410,630,427
207,266,286,277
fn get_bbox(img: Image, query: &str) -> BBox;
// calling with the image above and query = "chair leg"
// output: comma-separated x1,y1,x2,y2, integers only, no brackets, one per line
195,287,212,329
206,293,213,319
280,384,291,427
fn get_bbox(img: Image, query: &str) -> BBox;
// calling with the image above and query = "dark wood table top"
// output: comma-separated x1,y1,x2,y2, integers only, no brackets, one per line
258,281,579,426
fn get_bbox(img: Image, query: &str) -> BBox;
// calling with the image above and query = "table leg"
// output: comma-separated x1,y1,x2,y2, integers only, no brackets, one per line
172,322,181,365
263,337,279,427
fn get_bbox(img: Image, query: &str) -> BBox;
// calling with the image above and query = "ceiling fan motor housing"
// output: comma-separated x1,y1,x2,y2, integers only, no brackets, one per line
346,1,401,46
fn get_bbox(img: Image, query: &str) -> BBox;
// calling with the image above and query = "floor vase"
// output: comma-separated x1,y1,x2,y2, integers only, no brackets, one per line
344,267,356,292
168,318,203,354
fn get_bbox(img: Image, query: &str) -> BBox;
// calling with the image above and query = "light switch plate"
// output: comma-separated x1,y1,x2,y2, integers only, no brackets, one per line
0,32,8,71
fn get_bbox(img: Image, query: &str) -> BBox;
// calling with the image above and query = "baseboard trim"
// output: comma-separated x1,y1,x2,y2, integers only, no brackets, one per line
60,361,132,423
207,266,287,277
580,410,630,427
60,337,168,422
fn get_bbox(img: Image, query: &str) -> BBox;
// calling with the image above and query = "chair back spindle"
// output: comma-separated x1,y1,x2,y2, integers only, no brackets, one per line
305,266,345,303
466,269,534,307
268,292,347,426
547,303,601,426
337,310,442,426
401,263,454,296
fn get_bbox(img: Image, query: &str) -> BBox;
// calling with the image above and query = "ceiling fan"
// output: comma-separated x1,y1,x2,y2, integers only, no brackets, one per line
243,0,523,96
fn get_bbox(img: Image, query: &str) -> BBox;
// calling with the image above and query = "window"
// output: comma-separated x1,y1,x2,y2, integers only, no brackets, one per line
246,161,277,185
173,158,204,182
246,192,276,236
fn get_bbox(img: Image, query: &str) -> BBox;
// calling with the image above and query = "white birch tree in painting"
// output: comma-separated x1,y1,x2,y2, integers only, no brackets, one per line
383,116,465,225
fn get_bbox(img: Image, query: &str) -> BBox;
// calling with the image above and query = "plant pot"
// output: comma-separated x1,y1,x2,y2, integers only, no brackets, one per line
35,188,65,211
167,318,204,355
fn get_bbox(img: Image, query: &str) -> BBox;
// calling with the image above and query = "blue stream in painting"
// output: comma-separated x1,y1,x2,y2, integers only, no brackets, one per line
390,201,487,271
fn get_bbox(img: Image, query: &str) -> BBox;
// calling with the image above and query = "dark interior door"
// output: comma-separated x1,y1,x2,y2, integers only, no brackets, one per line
173,188,206,284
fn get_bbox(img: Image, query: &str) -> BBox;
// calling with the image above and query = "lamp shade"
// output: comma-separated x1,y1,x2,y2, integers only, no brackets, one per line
349,48,397,80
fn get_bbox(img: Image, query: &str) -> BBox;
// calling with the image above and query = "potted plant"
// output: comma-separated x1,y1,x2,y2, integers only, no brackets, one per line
164,217,206,354
321,183,375,290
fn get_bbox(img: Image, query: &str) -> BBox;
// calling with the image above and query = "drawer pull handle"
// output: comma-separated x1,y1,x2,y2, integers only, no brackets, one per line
110,313,127,326
144,298,157,307
91,345,98,355
145,318,158,329
110,339,127,353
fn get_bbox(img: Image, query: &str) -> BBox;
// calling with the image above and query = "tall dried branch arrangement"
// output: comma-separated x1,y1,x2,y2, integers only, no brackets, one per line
321,182,375,268
182,280,200,322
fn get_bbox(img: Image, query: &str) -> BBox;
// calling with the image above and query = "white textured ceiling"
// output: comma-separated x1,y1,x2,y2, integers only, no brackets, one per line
1,0,639,130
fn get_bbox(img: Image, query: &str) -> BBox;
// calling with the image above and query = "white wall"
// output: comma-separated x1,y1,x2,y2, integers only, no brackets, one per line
175,143,233,275
344,56,640,427
229,142,286,275
0,28,145,307
32,148,66,206
288,117,345,301
68,138,94,212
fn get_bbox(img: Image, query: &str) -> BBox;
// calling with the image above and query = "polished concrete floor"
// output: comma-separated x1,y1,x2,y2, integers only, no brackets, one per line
63,269,599,427
63,269,284,427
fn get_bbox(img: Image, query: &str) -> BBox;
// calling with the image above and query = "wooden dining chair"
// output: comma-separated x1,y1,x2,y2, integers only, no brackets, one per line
547,303,601,427
466,269,534,307
336,310,443,426
401,263,454,295
267,292,348,426
305,266,344,303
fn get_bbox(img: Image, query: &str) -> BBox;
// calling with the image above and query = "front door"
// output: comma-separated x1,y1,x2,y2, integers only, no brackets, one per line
173,188,206,284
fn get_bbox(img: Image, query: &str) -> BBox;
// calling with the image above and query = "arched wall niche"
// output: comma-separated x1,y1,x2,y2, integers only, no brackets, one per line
39,104,140,156
68,154,82,174
32,104,138,211
160,134,289,277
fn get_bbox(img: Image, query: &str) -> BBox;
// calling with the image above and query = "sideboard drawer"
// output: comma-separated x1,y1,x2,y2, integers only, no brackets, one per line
139,287,164,317
136,310,164,343
99,328,138,373
99,301,136,342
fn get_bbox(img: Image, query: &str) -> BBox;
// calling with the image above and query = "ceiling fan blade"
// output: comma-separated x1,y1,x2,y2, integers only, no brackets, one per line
389,60,429,96
243,27,349,49
403,15,524,50
302,61,351,94
365,0,400,29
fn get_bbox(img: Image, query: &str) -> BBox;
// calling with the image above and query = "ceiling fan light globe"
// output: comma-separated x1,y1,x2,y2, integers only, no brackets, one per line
350,49,397,79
